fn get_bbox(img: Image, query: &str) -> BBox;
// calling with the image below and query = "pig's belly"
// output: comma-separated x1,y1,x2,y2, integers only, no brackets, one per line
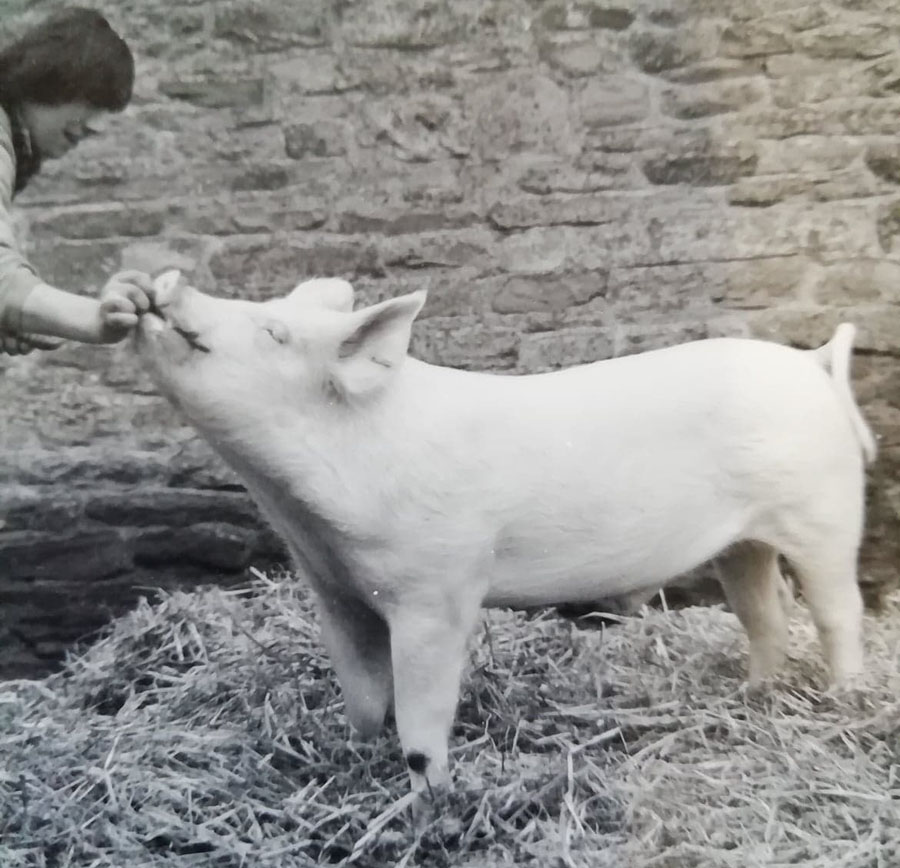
481,505,747,608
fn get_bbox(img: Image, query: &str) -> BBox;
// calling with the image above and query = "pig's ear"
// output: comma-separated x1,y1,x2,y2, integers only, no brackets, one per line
287,278,354,312
153,269,182,294
331,291,426,397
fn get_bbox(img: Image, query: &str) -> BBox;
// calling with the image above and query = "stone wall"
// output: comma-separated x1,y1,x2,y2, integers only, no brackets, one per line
2,0,899,677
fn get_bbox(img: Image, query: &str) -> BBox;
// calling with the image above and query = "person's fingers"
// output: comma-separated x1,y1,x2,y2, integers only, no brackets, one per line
111,270,154,294
104,311,139,329
100,294,133,314
24,334,64,350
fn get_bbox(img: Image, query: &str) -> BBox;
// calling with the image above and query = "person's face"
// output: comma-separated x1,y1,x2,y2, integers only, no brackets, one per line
20,101,101,159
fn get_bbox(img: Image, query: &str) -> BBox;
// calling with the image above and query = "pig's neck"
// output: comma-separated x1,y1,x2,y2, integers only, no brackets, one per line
201,360,456,534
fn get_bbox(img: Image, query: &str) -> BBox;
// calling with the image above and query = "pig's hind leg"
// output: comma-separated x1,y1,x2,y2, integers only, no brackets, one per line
316,591,394,739
714,540,791,686
782,535,864,687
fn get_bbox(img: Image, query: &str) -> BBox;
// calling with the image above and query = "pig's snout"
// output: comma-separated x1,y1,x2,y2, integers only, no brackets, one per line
141,280,210,354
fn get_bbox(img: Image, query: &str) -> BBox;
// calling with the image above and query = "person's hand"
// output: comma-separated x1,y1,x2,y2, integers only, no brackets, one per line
0,333,63,355
97,270,153,343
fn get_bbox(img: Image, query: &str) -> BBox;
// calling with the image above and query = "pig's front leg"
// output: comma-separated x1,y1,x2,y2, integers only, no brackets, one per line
315,590,393,739
387,592,483,806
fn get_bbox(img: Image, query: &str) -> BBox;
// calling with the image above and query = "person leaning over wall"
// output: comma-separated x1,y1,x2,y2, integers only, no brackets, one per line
0,7,151,357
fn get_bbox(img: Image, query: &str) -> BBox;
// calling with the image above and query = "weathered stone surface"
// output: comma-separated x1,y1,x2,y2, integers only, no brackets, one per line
3,0,900,677
411,318,520,370
158,76,266,109
6,449,172,487
660,79,767,119
643,145,758,185
575,76,651,128
629,24,717,73
133,522,259,572
727,176,813,207
213,0,327,50
662,58,765,84
518,154,635,194
465,74,578,161
749,304,900,353
208,235,385,297
84,489,263,529
865,142,900,183
30,203,167,241
490,273,607,314
540,34,619,77
757,136,865,175
340,0,470,49
0,487,84,533
0,530,130,583
719,19,792,58
284,121,349,159
875,198,900,253
793,22,894,60
518,327,614,371
814,261,900,305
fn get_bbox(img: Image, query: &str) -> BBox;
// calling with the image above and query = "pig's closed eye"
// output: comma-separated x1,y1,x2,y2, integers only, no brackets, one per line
263,322,289,345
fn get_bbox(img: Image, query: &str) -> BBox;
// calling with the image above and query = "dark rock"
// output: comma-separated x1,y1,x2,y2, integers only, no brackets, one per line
84,489,263,529
214,0,326,50
0,529,130,583
133,522,259,572
643,150,758,186
0,486,84,532
159,77,265,109
866,143,900,184
284,122,348,159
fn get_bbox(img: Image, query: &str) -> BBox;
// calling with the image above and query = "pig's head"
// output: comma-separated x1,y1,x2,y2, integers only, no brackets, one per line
136,270,426,444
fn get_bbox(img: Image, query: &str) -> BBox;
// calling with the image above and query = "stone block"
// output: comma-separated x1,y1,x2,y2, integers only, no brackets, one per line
660,79,767,120
518,154,634,195
284,121,349,159
159,76,265,110
866,142,900,184
490,272,608,315
539,33,624,78
84,489,263,529
757,136,865,175
814,261,900,306
0,487,84,533
793,22,894,60
341,0,468,49
208,236,385,298
628,24,716,73
643,145,758,186
7,448,173,488
133,522,259,572
465,74,578,161
410,317,520,370
29,203,167,241
379,229,493,271
213,0,327,50
727,176,813,207
0,529,130,583
518,327,614,371
575,76,651,127
749,304,900,353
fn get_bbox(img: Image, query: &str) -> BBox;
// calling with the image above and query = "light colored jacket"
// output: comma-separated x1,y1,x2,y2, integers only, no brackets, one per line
0,105,41,336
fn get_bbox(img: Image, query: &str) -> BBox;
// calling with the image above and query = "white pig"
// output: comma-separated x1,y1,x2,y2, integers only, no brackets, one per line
136,269,875,802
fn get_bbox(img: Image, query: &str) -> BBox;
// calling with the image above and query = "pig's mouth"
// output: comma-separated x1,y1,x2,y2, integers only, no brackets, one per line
171,325,211,354
143,301,211,354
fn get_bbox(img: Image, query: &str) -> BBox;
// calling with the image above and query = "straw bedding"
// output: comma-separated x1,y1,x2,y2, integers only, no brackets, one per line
2,570,898,867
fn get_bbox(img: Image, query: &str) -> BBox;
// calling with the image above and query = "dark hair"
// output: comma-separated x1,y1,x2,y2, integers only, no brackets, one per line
0,7,134,111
